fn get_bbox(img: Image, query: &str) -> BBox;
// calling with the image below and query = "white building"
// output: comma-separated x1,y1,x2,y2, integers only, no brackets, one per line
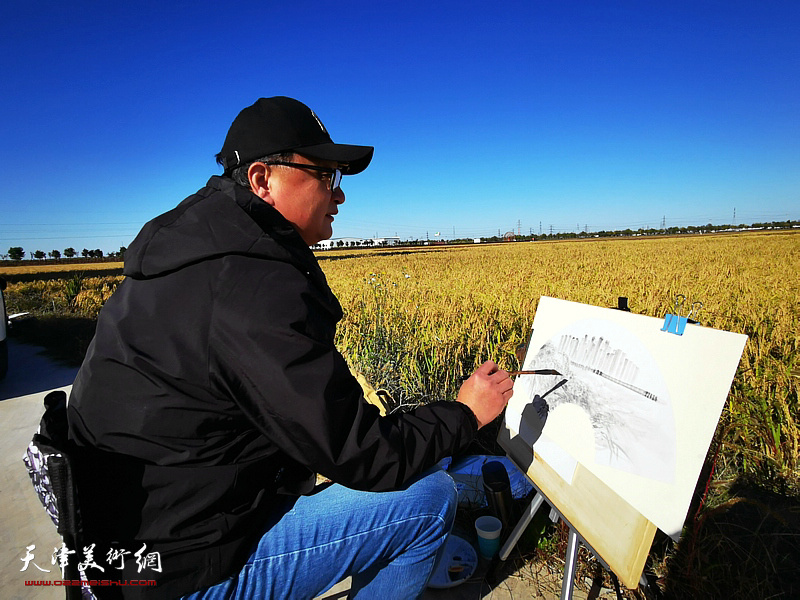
313,237,401,250
372,237,401,247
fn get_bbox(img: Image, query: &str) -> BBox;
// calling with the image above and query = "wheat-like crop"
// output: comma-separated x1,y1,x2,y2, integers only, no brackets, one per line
5,232,798,490
322,231,799,490
5,231,797,597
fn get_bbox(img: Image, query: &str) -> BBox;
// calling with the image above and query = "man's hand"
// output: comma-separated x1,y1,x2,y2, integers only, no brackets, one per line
457,361,513,428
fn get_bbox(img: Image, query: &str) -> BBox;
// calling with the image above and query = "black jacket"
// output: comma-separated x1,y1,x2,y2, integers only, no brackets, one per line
67,176,478,599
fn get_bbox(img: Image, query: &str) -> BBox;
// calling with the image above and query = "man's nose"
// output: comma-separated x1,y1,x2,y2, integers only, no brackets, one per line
332,187,345,204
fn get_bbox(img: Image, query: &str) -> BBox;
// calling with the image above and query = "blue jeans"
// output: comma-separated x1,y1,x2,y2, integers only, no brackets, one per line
182,468,458,599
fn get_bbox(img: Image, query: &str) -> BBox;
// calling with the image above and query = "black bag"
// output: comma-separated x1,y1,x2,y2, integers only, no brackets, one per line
22,390,94,600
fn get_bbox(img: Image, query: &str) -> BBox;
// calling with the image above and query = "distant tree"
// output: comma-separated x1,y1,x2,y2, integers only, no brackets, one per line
8,247,25,260
118,246,127,259
92,249,103,258
33,250,46,260
49,249,62,260
64,247,76,258
82,248,90,258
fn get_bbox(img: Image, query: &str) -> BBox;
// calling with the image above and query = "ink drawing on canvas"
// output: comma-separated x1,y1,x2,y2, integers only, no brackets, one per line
517,318,676,483
504,296,748,539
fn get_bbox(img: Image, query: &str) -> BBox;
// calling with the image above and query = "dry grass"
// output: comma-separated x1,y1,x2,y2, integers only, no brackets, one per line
6,274,123,317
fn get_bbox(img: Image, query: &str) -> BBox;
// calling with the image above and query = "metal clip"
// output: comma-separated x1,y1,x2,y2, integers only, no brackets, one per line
661,295,702,335
687,301,703,324
661,295,685,334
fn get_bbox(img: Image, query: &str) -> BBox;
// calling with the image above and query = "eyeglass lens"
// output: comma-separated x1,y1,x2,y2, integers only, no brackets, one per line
330,169,342,191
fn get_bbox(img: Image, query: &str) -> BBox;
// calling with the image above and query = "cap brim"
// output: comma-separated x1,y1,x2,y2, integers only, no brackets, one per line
294,143,374,175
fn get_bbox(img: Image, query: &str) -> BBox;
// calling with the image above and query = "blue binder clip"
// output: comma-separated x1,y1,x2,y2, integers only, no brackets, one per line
662,296,702,335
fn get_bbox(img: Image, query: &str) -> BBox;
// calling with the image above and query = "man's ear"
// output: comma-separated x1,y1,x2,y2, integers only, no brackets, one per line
247,162,274,205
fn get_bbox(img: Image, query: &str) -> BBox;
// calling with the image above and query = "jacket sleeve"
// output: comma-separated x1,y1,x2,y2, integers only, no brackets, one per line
209,259,478,492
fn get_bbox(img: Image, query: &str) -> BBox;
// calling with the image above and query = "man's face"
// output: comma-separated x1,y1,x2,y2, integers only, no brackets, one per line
262,155,345,246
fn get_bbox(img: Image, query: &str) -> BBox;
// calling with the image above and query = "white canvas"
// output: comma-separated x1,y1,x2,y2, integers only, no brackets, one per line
505,296,747,539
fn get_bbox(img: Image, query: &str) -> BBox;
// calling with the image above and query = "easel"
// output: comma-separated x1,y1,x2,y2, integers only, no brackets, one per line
494,297,661,599
494,295,746,599
495,470,638,600
496,424,657,600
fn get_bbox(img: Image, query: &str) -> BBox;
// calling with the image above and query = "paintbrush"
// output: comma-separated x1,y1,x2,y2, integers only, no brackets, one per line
459,369,561,381
509,369,561,376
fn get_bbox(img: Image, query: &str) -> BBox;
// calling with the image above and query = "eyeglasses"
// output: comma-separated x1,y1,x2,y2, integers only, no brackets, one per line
263,161,342,191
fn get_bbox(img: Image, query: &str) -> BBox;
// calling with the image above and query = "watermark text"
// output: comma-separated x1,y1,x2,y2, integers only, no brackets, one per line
25,579,157,587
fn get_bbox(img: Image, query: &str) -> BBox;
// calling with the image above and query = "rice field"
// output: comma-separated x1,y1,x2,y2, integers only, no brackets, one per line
4,230,799,597
323,232,799,490
0,261,123,277
5,232,798,485
320,230,799,597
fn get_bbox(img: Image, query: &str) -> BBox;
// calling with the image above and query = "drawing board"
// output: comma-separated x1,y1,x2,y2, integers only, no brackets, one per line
501,296,747,586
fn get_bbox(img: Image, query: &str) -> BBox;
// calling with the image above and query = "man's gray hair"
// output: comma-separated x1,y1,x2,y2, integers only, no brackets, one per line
216,151,295,188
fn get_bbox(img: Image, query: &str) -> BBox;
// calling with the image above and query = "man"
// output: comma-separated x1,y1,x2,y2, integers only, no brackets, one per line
67,97,512,599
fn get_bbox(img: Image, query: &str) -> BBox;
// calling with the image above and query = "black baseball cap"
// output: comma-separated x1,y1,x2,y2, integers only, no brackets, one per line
218,97,374,175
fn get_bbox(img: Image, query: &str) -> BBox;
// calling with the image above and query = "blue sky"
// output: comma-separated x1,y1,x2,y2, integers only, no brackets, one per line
1,1,798,254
